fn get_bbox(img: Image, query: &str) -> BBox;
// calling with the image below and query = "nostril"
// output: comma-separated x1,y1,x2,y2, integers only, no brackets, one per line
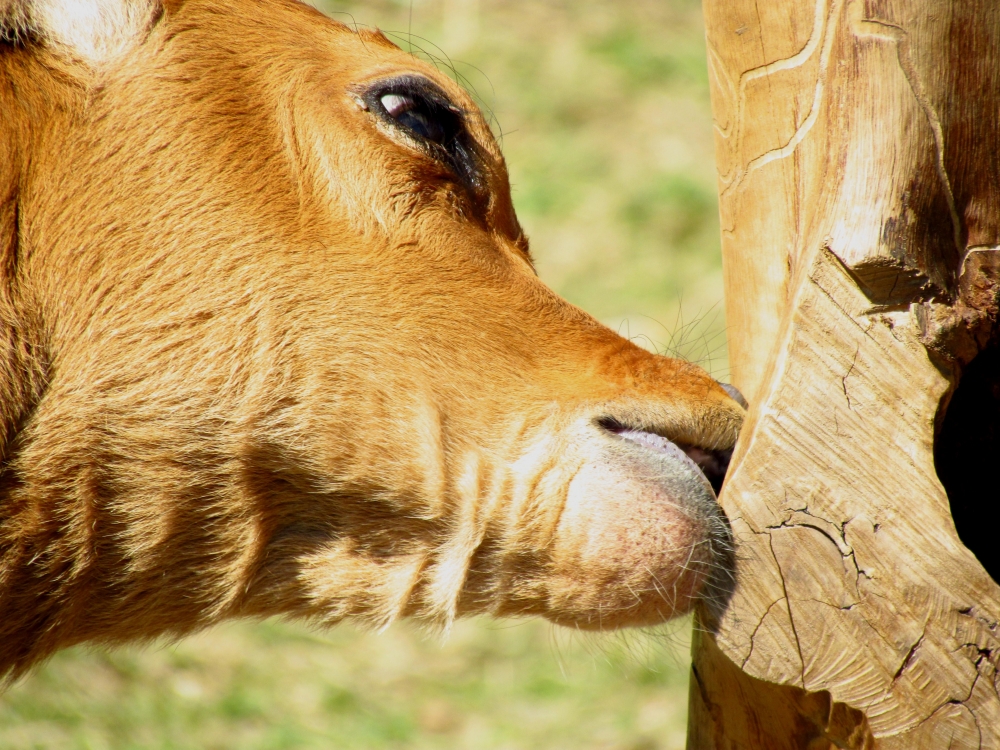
719,382,748,410
596,416,626,433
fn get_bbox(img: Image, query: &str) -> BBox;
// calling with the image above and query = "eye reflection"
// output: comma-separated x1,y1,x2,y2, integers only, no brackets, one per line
379,92,447,144
380,93,414,118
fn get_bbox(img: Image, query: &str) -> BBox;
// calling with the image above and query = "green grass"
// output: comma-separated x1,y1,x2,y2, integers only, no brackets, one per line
2,618,694,749
2,0,726,746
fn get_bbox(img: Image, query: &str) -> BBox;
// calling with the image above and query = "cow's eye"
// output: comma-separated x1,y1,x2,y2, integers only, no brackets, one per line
360,76,486,204
380,93,449,144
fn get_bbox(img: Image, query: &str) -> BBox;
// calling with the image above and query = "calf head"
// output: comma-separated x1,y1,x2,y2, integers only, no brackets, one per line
0,0,744,679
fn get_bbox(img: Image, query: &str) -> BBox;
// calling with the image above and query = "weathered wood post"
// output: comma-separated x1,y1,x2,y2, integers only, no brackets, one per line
688,0,1000,747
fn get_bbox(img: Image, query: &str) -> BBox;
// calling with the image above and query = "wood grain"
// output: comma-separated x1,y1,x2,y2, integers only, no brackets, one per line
691,0,1000,746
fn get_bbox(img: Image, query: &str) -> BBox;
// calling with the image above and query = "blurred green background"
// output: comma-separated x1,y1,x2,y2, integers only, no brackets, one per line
0,0,725,747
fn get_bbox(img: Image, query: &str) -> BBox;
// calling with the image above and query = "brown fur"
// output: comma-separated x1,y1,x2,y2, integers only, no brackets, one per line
0,0,744,681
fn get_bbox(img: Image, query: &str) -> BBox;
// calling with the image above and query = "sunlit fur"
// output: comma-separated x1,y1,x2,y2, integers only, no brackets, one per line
0,0,159,59
0,0,744,681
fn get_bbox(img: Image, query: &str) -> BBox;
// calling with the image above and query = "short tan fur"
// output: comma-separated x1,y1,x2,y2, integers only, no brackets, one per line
0,0,743,681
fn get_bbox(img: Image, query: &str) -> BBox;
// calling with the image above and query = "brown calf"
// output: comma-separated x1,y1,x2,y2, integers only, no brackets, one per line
0,0,744,681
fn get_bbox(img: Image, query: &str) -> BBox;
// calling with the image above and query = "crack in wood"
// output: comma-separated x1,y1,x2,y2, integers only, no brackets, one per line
842,346,860,410
741,595,788,670
891,628,926,682
958,605,1000,633
767,531,807,688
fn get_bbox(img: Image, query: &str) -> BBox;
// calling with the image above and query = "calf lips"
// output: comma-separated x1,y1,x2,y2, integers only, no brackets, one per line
541,420,734,630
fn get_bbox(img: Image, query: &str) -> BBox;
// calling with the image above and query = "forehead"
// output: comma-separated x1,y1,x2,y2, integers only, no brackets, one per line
168,0,477,112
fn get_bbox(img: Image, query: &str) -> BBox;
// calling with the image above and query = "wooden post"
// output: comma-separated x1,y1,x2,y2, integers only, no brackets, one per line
689,0,1000,747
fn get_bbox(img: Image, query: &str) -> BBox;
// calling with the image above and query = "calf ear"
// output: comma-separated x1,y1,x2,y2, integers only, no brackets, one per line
0,0,161,64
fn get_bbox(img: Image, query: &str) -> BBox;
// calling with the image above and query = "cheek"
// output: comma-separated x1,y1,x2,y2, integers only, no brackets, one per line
308,125,404,237
542,452,725,630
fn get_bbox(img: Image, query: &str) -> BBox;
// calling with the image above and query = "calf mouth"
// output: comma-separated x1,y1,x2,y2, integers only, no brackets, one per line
597,417,734,495
534,411,738,631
